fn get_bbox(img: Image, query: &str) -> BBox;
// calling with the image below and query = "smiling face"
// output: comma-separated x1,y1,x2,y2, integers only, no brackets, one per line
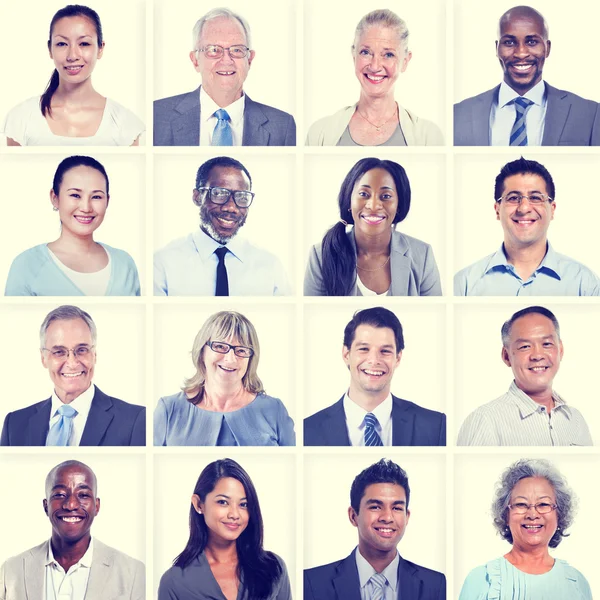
502,313,563,397
350,168,398,235
496,12,550,95
49,15,104,85
495,173,555,251
349,482,410,557
41,318,96,403
190,16,254,104
202,335,250,388
44,463,100,545
507,476,557,551
51,166,108,239
193,477,249,545
195,166,250,244
353,25,410,99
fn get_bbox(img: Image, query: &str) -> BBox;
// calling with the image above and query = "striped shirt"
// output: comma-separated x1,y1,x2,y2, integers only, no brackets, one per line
457,381,593,446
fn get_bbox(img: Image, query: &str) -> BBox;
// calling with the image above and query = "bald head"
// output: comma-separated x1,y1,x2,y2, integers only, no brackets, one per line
498,6,549,40
45,460,98,498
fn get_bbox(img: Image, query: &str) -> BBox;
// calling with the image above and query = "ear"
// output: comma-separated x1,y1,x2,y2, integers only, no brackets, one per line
400,50,412,73
394,350,402,369
550,200,556,221
501,346,511,367
247,49,255,67
559,339,564,361
193,188,202,207
106,193,110,208
95,497,101,514
191,494,203,513
342,345,351,369
50,189,59,211
348,506,358,527
190,50,200,71
495,40,499,57
97,41,105,59
41,348,49,369
495,201,501,220
406,508,411,524
546,40,551,58
43,498,48,515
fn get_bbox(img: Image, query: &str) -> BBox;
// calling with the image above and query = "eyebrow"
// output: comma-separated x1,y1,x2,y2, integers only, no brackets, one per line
214,494,247,501
512,494,554,501
354,341,396,348
54,34,93,41
513,335,555,343
51,483,93,492
357,184,395,191
365,498,406,506
66,187,106,194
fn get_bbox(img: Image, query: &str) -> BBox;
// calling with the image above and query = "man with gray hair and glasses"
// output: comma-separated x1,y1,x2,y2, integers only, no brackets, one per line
154,7,295,146
0,305,145,446
457,305,593,446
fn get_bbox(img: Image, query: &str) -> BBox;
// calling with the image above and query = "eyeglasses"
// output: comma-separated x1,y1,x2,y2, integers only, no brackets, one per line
206,341,254,358
195,45,250,59
496,193,554,205
42,345,95,360
508,502,557,515
197,187,255,208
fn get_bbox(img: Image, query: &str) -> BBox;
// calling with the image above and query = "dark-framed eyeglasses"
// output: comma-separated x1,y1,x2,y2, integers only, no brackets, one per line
206,341,254,358
508,502,558,515
495,193,554,205
42,345,95,360
197,186,254,208
195,45,250,59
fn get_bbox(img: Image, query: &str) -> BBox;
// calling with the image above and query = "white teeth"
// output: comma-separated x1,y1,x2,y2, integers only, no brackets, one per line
524,525,542,529
364,369,384,376
514,64,532,70
61,517,82,522
366,74,385,81
530,367,547,371
62,372,83,378
377,528,393,532
362,215,384,223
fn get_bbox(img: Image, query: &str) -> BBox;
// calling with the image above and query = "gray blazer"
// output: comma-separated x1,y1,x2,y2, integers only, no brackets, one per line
153,87,296,146
304,229,442,296
454,83,600,146
0,539,145,600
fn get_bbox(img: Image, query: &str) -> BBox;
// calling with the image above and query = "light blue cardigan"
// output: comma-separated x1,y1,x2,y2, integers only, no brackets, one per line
5,243,141,296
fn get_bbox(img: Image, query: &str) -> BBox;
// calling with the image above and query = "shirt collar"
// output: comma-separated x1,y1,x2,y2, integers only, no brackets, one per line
45,537,94,569
200,86,245,127
485,242,561,279
50,383,95,421
343,392,393,432
498,80,546,108
355,546,399,593
508,380,571,418
191,226,248,262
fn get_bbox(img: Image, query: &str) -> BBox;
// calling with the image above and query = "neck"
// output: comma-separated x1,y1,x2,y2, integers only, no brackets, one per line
357,92,397,118
355,227,392,256
56,383,91,404
205,540,239,563
358,543,396,574
505,545,553,568
348,386,389,412
503,239,547,272
50,534,90,572
201,382,248,411
52,229,97,252
204,86,243,109
517,382,555,411
54,78,98,103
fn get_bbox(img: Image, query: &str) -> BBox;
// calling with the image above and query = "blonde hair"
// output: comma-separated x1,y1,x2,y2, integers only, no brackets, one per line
352,9,410,55
182,311,264,401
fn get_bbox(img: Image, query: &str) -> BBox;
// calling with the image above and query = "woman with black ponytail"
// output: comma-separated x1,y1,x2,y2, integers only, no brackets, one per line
304,157,442,296
1,5,144,146
158,458,292,600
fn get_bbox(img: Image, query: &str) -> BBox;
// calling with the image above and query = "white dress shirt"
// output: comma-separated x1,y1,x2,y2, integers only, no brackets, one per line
343,392,393,446
355,547,399,600
45,538,93,600
46,384,95,446
154,227,291,296
490,80,547,146
199,87,245,146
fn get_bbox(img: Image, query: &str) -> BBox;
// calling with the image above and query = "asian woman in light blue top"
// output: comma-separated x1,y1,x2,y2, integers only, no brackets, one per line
459,459,592,600
5,155,140,296
154,311,295,446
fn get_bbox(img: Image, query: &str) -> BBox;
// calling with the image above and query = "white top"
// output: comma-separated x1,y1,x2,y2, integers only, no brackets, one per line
45,538,93,600
356,274,389,296
1,96,145,146
45,384,95,447
490,80,547,146
343,392,393,446
48,248,111,296
199,87,245,146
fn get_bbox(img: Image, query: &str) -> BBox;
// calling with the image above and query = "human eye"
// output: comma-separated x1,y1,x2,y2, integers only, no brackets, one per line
529,194,545,203
542,341,554,347
393,505,405,512
52,348,68,358
240,501,249,509
69,192,81,199
212,342,230,353
216,499,228,505
526,39,540,46
517,344,530,350
384,51,396,59
537,502,552,510
505,194,521,204
513,502,528,510
502,38,516,46
75,346,90,357
380,192,394,201
230,46,246,58
359,48,371,57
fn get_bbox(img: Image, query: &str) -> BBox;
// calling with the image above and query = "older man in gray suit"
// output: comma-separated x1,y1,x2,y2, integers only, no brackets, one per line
0,460,144,600
454,6,600,146
154,7,295,146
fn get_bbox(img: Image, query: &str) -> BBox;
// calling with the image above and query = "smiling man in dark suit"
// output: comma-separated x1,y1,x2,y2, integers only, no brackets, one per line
304,459,446,600
0,305,145,446
454,5,600,146
154,7,295,146
303,307,445,446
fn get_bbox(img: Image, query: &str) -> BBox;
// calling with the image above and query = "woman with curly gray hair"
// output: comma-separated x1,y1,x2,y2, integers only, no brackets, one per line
459,458,591,599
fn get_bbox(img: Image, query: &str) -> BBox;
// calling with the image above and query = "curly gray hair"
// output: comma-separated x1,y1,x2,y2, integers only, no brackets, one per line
491,459,576,548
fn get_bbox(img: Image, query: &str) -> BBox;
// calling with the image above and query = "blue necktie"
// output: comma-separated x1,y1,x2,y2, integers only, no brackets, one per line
369,572,388,600
46,404,78,446
509,97,534,146
212,109,233,146
364,413,383,446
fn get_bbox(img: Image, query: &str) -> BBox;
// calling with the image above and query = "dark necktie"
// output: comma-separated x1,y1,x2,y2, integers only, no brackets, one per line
214,247,229,296
509,97,534,146
364,413,383,446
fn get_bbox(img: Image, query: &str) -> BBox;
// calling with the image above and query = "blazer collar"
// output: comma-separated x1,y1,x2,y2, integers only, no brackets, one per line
27,400,52,445
242,94,270,145
23,542,46,599
324,397,352,445
332,551,362,600
542,83,569,145
85,539,113,598
398,554,423,600
172,87,201,145
80,387,114,446
475,85,500,145
391,395,415,445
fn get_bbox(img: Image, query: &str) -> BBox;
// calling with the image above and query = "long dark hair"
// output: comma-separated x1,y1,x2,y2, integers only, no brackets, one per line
174,459,282,599
321,158,411,296
41,5,104,117
52,155,110,196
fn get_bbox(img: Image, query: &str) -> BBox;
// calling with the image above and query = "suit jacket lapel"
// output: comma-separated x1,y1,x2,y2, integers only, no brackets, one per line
392,396,415,446
242,94,270,145
24,543,46,600
324,398,352,445
81,387,114,446
86,539,111,598
398,555,421,600
27,400,52,445
473,86,497,145
389,233,414,296
542,84,568,145
172,87,201,145
332,552,362,600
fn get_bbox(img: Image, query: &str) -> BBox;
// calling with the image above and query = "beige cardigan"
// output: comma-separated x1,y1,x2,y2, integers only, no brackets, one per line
306,103,443,146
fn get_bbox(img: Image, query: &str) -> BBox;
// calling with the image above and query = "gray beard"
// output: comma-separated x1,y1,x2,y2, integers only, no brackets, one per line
199,204,247,244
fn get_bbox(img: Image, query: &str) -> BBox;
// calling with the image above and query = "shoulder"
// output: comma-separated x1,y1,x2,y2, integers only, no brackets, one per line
305,399,342,425
95,539,144,571
246,96,294,122
304,556,347,580
237,238,283,265
557,560,592,591
392,395,445,422
306,106,355,145
400,106,444,144
459,562,494,596
2,541,47,567
155,234,195,258
154,90,197,112
95,387,144,414
393,231,433,255
454,87,498,110
158,391,189,411
454,253,497,288
9,244,49,268
5,96,41,119
401,556,446,585
101,243,136,265
546,84,598,107
5,399,49,420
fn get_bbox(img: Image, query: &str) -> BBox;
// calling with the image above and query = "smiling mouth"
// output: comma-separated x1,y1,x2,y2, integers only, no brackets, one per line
363,368,385,377
529,366,549,372
65,65,84,73
361,214,385,224
74,216,94,224
511,63,535,72
365,74,386,82
217,70,235,76
218,365,236,372
61,371,85,378
374,526,396,537
214,214,239,228
60,516,83,523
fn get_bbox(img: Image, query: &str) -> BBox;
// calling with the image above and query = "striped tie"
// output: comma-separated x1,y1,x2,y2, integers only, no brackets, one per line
369,572,387,600
212,108,233,146
509,97,533,146
364,413,383,446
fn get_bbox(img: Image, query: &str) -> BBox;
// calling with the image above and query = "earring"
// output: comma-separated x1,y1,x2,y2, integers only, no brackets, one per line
52,206,58,212
196,509,202,514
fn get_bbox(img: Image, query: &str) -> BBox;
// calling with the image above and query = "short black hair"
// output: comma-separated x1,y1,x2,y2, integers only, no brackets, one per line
343,307,404,353
350,459,410,512
501,305,560,347
494,157,555,202
195,156,252,190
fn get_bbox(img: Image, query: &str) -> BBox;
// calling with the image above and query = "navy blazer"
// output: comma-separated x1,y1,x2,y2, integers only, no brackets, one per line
0,386,145,446
153,86,296,146
454,83,600,146
303,395,446,446
304,550,446,600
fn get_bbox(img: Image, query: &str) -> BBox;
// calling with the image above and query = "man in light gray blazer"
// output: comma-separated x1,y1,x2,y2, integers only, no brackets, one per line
0,460,144,600
454,6,600,146
154,7,295,146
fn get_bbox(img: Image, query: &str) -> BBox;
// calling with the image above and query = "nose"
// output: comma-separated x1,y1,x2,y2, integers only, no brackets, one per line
67,44,80,62
220,48,235,64
515,196,532,213
222,348,238,363
63,493,80,511
79,195,92,212
227,503,240,519
365,195,383,211
220,196,239,213
514,41,530,58
65,350,81,365
368,53,382,72
378,507,393,523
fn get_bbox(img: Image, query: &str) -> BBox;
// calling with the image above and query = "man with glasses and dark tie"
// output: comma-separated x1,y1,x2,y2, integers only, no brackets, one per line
0,305,145,446
304,459,446,600
303,307,446,446
154,156,291,296
153,7,296,146
454,5,600,146
454,157,600,295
